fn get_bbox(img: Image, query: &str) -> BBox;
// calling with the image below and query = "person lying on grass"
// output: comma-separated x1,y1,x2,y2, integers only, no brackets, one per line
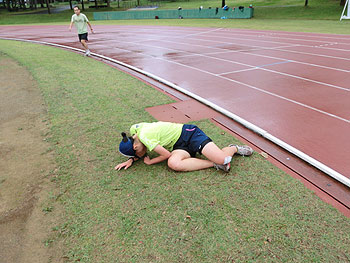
115,121,253,172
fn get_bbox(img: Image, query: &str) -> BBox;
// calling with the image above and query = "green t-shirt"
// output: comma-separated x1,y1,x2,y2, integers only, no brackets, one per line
71,14,89,34
130,122,183,151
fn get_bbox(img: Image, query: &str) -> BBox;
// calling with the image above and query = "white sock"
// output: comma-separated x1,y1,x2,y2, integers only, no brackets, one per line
223,156,232,165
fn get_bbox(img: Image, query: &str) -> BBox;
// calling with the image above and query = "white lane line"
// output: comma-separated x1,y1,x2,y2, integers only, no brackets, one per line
155,37,350,73
199,30,350,46
218,67,258,75
274,47,350,61
86,27,306,54
181,27,224,38
171,45,302,58
94,32,347,117
185,29,350,48
185,44,350,62
198,52,350,92
98,36,350,93
258,67,350,92
218,60,292,76
151,56,350,123
96,26,350,46
109,37,349,92
126,31,350,63
43,26,350,63
186,33,326,49
101,37,348,116
108,28,349,74
135,34,296,52
206,27,350,41
93,27,224,42
234,50,350,73
105,34,350,75
183,34,350,59
176,35,350,70
184,33,350,56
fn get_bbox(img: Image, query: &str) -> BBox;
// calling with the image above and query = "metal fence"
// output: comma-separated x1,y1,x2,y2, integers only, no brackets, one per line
94,7,254,20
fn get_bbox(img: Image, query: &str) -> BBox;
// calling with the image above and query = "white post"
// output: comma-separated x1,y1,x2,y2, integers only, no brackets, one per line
340,0,350,21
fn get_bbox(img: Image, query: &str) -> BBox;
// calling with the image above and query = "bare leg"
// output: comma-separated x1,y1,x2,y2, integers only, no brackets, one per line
201,142,236,165
167,143,238,172
81,39,89,51
168,150,214,172
222,145,237,156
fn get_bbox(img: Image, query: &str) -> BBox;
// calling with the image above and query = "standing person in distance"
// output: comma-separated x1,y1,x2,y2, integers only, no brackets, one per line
69,6,94,56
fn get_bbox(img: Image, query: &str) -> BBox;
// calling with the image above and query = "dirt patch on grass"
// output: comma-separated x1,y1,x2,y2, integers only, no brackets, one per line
0,54,64,262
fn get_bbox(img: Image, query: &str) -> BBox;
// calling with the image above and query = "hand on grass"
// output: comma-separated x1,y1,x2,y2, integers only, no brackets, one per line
143,156,152,165
114,159,133,171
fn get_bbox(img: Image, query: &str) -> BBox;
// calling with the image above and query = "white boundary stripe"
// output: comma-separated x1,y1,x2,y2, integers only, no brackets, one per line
182,27,224,38
124,34,350,71
1,37,349,188
181,43,350,62
216,27,350,40
206,30,350,46
73,28,350,61
181,34,350,60
112,37,350,93
275,47,350,61
187,31,350,50
60,34,350,114
234,50,350,73
184,33,350,54
94,26,350,45
58,36,350,121
152,56,350,123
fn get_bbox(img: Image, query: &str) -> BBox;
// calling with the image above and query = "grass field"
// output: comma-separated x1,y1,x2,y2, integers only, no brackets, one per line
1,39,349,262
1,0,350,34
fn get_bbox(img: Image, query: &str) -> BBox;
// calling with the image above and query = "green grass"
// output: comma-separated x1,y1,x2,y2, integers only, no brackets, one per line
1,39,350,262
1,0,350,34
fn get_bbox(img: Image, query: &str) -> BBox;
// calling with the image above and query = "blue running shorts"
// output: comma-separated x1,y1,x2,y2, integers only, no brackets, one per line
173,124,212,157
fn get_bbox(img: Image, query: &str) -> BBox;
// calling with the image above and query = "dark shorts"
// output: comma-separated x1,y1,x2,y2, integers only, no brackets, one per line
78,33,88,42
173,124,212,157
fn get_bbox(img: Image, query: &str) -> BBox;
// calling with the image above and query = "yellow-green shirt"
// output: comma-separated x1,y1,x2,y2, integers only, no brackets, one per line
130,122,183,151
71,13,89,34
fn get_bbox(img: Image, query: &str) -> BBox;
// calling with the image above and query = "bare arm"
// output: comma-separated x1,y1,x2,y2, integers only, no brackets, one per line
87,21,93,33
115,156,139,171
143,145,171,165
69,21,73,31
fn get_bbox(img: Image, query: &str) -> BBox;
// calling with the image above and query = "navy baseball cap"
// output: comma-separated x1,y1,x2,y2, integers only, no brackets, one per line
119,132,136,157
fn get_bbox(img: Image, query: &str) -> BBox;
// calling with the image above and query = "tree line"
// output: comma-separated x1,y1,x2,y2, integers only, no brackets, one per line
2,0,111,13
2,0,347,13
3,0,52,11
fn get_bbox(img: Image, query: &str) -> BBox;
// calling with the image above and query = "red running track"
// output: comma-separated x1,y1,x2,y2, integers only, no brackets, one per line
1,25,349,206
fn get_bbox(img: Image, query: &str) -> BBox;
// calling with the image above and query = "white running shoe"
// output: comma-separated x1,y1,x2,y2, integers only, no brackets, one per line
229,144,254,156
213,162,231,172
